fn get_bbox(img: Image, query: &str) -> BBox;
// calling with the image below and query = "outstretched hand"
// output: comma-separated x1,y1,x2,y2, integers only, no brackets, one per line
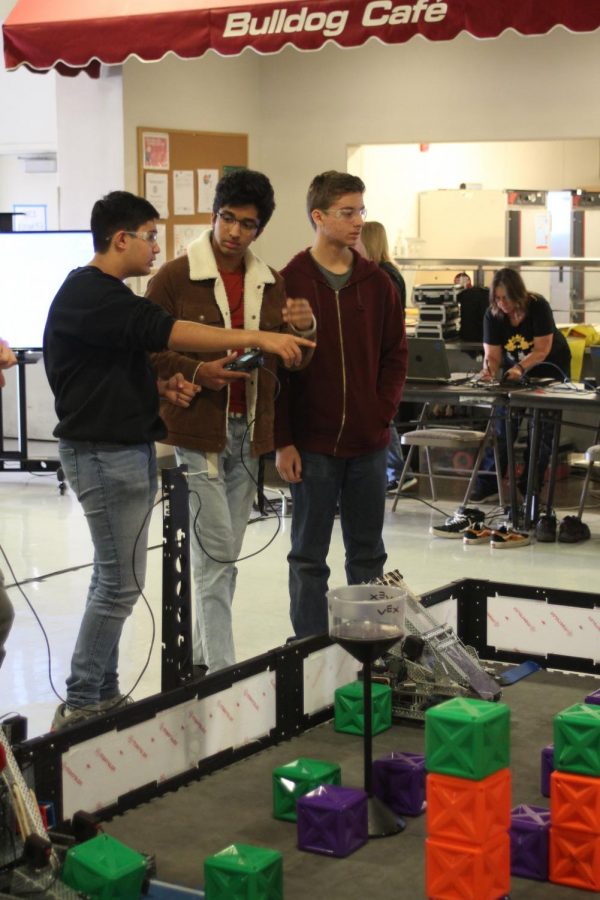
257,332,316,368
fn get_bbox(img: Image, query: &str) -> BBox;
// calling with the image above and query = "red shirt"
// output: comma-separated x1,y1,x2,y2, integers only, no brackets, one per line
220,269,246,414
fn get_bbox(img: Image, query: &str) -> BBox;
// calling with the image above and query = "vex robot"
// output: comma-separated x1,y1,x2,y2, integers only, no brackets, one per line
370,570,502,721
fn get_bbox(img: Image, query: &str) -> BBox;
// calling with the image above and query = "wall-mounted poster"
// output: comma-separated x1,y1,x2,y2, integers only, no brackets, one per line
143,131,170,170
198,169,218,214
145,172,169,220
173,223,206,258
173,170,194,216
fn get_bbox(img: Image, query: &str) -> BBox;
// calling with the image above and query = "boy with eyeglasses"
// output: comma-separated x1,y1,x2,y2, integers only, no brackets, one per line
146,169,315,675
44,190,314,728
275,171,407,638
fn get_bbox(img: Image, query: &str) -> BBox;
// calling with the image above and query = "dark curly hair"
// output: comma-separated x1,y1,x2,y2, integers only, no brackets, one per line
213,169,275,235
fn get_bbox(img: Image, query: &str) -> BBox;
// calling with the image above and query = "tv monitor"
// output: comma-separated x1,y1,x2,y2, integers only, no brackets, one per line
0,231,93,350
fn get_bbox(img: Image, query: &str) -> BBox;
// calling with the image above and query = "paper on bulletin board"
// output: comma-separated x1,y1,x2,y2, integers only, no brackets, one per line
142,131,170,170
197,169,218,213
173,170,194,215
173,223,207,258
145,172,169,220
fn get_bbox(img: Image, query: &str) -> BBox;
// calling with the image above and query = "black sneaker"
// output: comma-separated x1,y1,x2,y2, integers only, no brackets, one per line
469,482,499,503
558,516,591,544
430,506,485,539
535,513,557,543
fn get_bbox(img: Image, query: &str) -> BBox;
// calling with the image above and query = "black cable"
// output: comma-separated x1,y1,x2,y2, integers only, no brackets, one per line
0,490,162,715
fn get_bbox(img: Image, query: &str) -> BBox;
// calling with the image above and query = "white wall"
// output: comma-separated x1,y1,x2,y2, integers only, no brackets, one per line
252,30,600,267
348,139,600,257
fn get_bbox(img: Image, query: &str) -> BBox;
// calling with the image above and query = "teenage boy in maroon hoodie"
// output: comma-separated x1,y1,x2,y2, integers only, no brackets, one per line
275,171,407,637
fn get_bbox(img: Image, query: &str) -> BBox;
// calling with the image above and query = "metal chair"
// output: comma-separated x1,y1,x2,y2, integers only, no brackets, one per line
576,444,600,518
392,402,504,510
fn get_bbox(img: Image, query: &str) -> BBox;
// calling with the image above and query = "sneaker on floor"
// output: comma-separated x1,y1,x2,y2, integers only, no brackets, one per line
535,513,557,543
558,515,591,544
430,506,485,539
490,525,530,549
469,482,499,503
386,479,399,494
51,702,103,731
463,524,495,545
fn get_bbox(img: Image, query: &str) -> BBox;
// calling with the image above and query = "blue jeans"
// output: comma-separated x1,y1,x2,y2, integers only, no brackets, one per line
289,448,388,638
59,440,157,707
176,418,259,673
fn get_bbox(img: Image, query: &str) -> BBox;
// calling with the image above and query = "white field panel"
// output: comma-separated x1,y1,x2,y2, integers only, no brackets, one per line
487,593,599,662
61,670,276,818
303,643,361,716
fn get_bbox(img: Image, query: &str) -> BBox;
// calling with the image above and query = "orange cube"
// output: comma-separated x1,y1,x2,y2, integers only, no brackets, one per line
550,826,600,892
426,832,510,900
551,770,600,834
426,769,511,844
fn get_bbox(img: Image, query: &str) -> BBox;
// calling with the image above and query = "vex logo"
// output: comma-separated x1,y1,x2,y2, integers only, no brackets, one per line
377,603,400,615
223,1,448,39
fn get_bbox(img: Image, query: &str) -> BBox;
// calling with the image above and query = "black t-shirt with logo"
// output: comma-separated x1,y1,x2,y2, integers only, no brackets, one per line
483,294,570,380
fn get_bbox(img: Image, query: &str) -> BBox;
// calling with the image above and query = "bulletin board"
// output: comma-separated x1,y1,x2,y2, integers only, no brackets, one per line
136,126,248,263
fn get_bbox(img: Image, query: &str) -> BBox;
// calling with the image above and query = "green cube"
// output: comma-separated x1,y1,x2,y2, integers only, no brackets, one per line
272,757,341,822
204,843,282,900
61,833,145,900
425,697,510,781
334,680,392,737
554,702,600,777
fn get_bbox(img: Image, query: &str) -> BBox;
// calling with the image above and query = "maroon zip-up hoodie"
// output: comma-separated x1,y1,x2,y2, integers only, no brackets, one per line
274,248,407,457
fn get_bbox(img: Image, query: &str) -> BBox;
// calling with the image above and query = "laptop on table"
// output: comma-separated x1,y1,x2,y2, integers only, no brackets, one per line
406,337,472,384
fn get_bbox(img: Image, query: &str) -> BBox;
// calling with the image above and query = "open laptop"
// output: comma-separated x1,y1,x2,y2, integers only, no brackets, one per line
406,337,472,384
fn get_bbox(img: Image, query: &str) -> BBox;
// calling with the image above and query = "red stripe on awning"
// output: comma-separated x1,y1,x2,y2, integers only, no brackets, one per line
3,0,600,77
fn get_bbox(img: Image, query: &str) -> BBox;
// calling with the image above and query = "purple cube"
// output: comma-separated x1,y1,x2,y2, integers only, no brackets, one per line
372,751,426,816
510,804,550,881
296,784,368,858
585,688,600,706
540,745,554,798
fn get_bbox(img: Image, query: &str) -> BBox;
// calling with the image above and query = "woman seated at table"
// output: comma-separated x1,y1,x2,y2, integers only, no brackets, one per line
471,267,571,503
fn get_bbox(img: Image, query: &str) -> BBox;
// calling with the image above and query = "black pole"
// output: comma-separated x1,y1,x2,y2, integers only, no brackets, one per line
363,659,373,796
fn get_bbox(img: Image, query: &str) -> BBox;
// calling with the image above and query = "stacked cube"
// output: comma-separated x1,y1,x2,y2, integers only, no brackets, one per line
550,702,600,892
424,697,512,900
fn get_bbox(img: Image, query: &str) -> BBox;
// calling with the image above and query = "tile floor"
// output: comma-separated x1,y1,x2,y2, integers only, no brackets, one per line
1,458,599,738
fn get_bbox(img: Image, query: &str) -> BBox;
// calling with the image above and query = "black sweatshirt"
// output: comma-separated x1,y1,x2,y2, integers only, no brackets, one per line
44,266,174,443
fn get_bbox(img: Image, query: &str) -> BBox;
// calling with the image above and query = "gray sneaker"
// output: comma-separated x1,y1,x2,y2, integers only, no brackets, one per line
51,702,103,731
97,694,135,712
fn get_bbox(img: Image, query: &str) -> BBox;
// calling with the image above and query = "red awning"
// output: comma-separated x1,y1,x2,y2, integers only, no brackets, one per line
4,0,600,77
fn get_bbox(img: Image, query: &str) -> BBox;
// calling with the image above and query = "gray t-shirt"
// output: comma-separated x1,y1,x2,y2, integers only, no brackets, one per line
312,256,353,291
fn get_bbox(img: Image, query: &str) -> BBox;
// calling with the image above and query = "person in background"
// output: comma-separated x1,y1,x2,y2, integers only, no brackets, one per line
0,339,17,668
43,190,315,729
147,169,315,676
471,267,570,536
275,172,407,638
360,220,417,494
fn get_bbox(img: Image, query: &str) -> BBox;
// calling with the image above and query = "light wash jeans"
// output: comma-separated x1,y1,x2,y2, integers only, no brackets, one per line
0,568,14,669
288,447,388,638
59,440,157,707
176,417,259,673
